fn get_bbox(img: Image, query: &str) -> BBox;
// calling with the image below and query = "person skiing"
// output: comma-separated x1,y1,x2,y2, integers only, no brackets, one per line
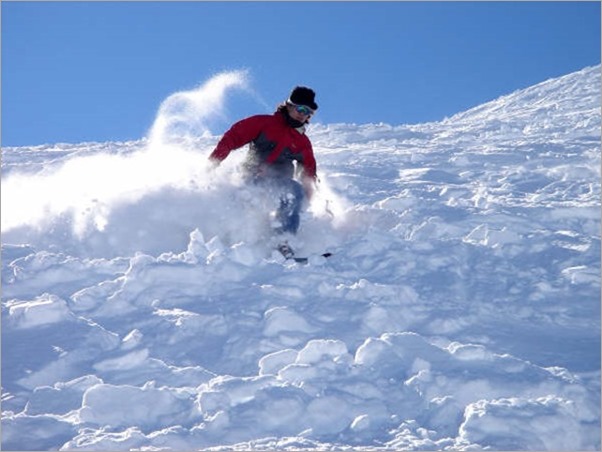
208,86,319,258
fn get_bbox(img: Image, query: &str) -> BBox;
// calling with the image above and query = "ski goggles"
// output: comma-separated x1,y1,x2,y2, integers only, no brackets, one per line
288,103,314,116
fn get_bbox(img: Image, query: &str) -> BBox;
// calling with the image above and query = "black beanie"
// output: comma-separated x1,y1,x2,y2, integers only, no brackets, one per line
288,86,318,110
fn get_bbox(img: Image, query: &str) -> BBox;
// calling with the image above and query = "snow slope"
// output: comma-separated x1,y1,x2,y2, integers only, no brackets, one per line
1,65,600,451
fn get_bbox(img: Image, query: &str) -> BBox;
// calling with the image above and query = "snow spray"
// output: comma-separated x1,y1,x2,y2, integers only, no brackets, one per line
147,70,250,148
1,70,257,255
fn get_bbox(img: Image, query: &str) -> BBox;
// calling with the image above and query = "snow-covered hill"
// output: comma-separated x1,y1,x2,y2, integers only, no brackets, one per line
1,65,600,451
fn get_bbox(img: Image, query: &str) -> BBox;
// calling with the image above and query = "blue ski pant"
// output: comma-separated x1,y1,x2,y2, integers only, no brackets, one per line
253,177,304,235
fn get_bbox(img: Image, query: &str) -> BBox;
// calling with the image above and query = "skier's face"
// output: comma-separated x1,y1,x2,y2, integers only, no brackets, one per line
287,103,313,122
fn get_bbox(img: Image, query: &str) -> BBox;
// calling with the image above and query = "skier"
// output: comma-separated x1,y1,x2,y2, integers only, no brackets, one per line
208,86,319,259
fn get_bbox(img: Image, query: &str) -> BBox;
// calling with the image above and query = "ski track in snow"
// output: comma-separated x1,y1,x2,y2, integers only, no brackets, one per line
1,66,600,451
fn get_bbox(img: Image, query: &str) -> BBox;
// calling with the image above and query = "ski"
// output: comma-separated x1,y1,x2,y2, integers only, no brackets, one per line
290,252,332,264
276,242,332,264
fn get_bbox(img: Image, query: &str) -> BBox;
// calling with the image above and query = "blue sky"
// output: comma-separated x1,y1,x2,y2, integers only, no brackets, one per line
2,1,600,147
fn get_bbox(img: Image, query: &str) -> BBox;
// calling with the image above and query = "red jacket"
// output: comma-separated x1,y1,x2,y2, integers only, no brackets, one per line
210,112,317,183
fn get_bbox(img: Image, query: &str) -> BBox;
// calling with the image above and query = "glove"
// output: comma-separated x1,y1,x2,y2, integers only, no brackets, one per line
207,157,221,170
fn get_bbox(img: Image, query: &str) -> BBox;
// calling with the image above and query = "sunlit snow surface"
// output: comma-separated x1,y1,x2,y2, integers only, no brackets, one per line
1,66,600,451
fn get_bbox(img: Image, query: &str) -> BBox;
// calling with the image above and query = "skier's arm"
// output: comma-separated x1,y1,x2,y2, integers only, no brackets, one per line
209,115,267,164
302,176,317,201
300,143,318,200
